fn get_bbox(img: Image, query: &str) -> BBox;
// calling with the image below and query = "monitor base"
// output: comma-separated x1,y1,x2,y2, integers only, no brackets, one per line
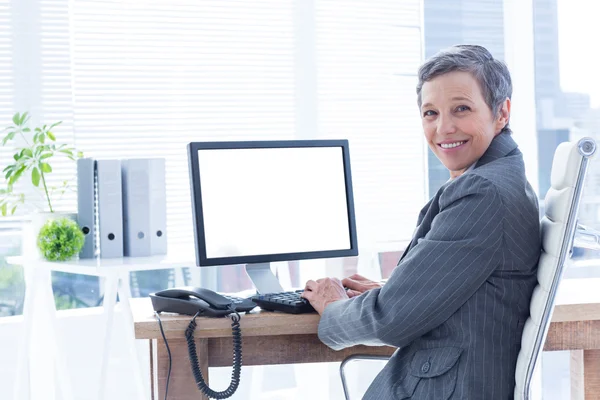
245,263,284,294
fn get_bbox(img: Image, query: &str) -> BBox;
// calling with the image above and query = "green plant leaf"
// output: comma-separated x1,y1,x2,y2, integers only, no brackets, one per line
2,130,16,145
31,167,40,187
12,113,20,125
8,166,25,186
47,131,56,141
1,203,6,216
77,151,83,158
20,112,30,125
41,162,52,173
40,153,52,160
48,121,62,130
22,148,33,158
23,127,30,132
11,205,17,214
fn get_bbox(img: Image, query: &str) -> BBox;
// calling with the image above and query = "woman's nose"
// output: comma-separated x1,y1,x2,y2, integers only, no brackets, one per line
436,114,457,136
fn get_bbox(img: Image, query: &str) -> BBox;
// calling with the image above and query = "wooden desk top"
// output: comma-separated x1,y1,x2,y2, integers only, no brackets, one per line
132,297,322,340
132,278,600,341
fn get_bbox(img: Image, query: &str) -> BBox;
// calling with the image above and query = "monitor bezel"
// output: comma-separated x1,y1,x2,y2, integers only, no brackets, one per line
187,139,359,267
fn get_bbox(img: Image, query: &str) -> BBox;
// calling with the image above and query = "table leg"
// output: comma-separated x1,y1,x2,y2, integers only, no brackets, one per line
156,337,209,400
39,268,74,400
570,350,584,400
15,263,74,400
97,273,119,400
118,273,148,400
584,349,600,400
13,264,37,400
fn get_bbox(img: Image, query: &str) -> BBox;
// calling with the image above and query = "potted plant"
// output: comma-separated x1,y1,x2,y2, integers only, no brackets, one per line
0,112,83,259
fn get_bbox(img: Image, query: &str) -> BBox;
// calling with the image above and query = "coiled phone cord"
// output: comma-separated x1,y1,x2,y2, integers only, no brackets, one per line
154,306,243,400
185,306,243,399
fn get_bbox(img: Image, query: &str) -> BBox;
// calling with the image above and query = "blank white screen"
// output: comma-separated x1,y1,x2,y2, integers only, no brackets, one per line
198,146,351,258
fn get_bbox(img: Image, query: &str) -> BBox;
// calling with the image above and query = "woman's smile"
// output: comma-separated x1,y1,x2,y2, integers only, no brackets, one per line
438,140,469,151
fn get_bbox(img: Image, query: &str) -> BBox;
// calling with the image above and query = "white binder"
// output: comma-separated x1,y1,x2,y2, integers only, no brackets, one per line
77,158,97,259
121,158,167,256
96,159,124,258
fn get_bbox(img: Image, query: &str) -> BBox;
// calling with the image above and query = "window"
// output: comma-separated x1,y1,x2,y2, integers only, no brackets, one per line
1,1,425,313
1,0,425,253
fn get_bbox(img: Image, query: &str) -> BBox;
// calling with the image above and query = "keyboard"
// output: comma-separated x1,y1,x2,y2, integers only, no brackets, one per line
251,290,316,314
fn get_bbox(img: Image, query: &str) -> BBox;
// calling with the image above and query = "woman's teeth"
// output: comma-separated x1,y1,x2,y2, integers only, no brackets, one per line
440,141,466,149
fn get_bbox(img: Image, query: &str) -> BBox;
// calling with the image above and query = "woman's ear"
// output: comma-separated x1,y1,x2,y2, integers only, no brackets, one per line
495,98,511,134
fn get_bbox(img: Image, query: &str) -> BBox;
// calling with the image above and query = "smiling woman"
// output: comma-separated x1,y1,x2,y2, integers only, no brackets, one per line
304,44,542,400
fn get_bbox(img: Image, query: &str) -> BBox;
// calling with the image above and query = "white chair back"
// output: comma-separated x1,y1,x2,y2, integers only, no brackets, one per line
514,137,597,399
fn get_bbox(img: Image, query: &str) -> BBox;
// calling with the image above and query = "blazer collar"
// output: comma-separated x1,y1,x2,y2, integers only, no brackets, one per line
475,132,519,169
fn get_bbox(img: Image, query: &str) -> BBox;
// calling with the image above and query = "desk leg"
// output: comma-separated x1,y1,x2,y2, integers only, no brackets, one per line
156,337,209,400
97,273,118,400
13,264,37,400
117,273,148,400
40,268,74,400
571,350,585,400
584,349,600,400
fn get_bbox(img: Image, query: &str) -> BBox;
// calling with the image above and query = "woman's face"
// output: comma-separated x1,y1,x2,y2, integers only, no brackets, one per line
420,71,510,178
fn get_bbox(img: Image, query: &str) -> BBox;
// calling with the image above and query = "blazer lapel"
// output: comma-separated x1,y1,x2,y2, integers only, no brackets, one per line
398,184,446,263
398,133,518,265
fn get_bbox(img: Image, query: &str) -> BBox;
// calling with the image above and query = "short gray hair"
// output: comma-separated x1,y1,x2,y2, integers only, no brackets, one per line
416,45,512,134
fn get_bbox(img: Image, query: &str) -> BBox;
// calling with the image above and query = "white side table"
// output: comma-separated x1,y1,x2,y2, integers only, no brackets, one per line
7,254,197,400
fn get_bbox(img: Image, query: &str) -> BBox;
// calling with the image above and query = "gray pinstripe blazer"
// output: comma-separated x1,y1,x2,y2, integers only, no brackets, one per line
318,133,541,399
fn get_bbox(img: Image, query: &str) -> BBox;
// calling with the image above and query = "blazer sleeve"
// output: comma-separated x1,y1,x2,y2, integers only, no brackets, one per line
317,173,505,350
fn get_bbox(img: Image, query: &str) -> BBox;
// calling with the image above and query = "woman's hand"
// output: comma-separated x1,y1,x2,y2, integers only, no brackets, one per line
302,277,349,315
342,273,382,298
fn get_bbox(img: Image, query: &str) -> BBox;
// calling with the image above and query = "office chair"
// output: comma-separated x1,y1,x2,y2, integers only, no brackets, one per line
339,137,598,400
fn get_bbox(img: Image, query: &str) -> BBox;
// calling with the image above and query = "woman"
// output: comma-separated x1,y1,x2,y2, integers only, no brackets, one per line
302,45,541,399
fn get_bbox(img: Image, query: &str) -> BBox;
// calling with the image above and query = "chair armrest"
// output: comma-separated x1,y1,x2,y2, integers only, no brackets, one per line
339,355,390,400
574,224,600,251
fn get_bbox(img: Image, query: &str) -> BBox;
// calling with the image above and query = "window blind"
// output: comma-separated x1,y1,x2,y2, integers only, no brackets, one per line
2,0,426,254
70,0,295,251
315,0,426,246
0,0,19,231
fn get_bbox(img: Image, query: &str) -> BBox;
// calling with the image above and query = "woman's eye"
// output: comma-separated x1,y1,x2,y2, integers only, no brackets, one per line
456,105,470,112
423,110,437,117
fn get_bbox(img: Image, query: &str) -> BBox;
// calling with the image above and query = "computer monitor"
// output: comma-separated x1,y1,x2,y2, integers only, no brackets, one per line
187,139,358,293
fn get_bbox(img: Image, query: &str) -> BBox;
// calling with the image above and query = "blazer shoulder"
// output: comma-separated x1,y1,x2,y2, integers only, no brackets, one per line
470,153,539,216
439,172,502,210
472,153,531,193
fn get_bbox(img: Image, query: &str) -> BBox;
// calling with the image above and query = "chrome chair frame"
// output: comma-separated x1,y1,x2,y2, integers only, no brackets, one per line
520,137,596,399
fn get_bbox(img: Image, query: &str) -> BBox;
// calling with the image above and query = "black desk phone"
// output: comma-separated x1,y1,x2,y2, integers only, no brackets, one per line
151,286,257,400
150,286,257,317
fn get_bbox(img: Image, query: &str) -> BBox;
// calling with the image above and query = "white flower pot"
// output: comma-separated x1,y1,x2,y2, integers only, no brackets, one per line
21,211,77,261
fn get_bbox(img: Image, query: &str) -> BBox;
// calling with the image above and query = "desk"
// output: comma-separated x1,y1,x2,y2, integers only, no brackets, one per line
131,277,600,400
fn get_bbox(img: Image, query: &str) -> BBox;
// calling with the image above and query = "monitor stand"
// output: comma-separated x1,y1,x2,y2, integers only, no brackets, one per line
245,263,284,294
